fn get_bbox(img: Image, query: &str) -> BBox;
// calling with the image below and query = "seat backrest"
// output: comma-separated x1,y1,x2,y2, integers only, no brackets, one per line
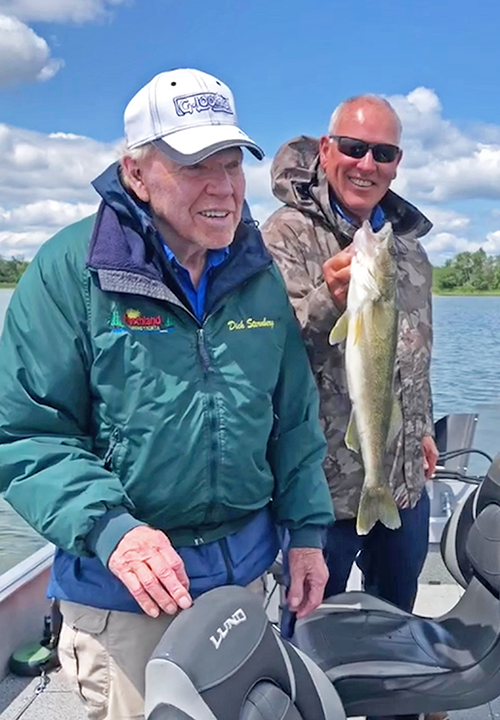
434,413,478,474
441,454,500,589
145,586,345,720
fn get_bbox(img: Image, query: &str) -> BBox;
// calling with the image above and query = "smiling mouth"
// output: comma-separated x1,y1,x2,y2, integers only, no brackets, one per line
199,210,231,218
349,177,374,188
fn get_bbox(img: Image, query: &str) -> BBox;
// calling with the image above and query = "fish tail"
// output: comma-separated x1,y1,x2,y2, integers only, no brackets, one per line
356,485,401,536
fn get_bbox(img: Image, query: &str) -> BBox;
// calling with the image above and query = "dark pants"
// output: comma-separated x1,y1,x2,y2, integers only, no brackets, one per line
324,491,430,720
324,490,430,612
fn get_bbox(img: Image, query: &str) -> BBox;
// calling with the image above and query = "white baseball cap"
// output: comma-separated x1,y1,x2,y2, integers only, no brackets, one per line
124,68,264,165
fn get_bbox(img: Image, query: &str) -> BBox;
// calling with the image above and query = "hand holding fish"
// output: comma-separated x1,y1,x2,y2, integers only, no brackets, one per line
323,246,355,311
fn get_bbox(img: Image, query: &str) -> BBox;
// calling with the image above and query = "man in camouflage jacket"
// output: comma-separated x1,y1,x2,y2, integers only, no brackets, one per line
263,96,439,625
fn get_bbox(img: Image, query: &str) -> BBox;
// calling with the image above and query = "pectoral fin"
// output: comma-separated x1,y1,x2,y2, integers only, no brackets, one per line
387,396,403,447
329,313,349,345
345,410,360,453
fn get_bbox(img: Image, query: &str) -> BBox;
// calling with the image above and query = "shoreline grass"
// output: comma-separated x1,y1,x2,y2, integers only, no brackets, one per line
432,288,500,296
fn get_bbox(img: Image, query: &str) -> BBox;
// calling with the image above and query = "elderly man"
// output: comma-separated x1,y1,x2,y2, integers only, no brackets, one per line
0,69,333,720
263,96,442,720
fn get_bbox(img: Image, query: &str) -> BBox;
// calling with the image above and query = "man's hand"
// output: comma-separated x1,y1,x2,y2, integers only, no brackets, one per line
108,526,193,618
323,246,355,311
287,548,329,618
422,435,439,480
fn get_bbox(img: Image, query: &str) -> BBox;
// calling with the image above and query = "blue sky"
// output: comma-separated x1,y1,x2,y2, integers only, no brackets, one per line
1,0,500,263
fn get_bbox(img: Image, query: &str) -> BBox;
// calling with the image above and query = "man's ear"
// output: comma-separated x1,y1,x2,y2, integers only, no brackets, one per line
121,156,150,202
393,148,403,179
318,136,331,170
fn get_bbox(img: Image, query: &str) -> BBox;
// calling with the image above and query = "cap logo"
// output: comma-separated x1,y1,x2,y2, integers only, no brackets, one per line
173,92,233,117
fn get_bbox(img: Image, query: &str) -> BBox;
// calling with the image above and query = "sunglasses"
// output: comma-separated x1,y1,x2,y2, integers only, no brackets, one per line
329,135,400,163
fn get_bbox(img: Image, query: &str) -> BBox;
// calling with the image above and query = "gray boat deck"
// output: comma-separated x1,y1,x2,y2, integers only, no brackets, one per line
0,547,499,719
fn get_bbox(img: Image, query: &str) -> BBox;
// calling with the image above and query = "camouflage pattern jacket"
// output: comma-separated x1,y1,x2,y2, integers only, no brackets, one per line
262,136,434,520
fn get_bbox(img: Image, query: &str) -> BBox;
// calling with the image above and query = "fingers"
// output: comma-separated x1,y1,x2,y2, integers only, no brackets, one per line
108,526,193,618
287,568,305,614
323,249,353,310
326,246,355,272
295,579,324,619
287,548,329,618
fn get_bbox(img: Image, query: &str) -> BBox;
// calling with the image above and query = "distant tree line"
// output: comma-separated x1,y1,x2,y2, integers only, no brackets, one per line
433,249,500,292
0,256,29,285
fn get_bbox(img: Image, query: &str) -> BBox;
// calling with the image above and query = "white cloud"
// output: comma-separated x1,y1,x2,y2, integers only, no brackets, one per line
389,87,500,203
0,0,127,23
419,207,470,234
0,200,98,229
244,159,279,224
0,15,63,88
0,124,117,258
484,230,500,254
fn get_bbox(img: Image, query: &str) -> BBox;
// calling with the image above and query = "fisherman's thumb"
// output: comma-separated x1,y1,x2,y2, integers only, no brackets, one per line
287,570,305,610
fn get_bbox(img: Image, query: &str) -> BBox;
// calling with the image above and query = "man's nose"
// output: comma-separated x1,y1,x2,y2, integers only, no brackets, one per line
206,169,233,195
357,149,377,171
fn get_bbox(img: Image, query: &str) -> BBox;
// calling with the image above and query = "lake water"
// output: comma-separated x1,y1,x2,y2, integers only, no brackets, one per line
0,289,499,573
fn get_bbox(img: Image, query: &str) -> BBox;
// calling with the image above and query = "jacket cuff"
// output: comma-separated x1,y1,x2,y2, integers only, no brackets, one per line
86,507,146,567
288,525,326,549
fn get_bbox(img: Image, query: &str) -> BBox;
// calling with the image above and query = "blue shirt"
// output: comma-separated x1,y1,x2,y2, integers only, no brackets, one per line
332,197,386,232
162,243,229,321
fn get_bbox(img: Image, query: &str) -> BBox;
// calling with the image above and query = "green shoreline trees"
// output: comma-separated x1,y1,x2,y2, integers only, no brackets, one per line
0,257,29,286
433,249,500,294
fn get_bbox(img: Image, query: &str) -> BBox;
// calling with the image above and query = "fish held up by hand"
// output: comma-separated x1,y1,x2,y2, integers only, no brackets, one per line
329,221,402,535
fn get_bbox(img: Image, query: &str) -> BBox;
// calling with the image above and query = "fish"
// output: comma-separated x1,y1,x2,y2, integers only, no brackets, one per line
329,220,402,535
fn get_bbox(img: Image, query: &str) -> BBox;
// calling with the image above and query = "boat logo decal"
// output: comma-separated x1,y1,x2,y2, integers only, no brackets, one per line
209,608,247,650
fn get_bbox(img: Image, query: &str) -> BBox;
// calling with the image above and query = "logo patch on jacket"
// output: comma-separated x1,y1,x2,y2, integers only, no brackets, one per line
109,306,174,333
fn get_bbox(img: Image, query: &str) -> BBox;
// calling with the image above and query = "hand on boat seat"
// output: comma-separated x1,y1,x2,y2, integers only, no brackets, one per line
287,547,329,618
422,434,439,480
108,525,193,617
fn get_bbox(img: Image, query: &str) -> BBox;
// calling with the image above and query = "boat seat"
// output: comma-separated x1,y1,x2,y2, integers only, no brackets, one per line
292,453,500,718
144,585,345,720
293,592,467,679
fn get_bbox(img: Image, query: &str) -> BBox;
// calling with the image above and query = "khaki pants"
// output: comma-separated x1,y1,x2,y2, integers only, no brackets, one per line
58,577,266,720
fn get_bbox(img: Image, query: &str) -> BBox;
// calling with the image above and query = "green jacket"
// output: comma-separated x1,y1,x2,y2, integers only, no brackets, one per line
0,165,333,567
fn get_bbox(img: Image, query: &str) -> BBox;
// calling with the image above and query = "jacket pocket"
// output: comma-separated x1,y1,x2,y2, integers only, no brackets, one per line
58,602,110,712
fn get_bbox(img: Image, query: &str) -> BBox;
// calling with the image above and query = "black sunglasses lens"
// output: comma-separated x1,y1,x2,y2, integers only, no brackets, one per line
372,144,398,163
338,138,369,159
335,136,399,163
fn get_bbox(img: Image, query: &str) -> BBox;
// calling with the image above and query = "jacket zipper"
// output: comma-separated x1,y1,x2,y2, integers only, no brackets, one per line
196,328,219,526
103,427,121,470
196,329,212,374
220,537,235,583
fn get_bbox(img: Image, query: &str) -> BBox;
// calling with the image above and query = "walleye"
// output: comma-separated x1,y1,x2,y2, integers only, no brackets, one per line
329,221,401,535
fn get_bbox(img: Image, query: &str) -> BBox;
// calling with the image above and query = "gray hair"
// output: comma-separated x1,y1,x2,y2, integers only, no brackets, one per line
328,95,402,142
118,140,155,190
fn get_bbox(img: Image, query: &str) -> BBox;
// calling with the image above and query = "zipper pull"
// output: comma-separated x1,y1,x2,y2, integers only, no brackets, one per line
197,329,212,373
103,428,120,470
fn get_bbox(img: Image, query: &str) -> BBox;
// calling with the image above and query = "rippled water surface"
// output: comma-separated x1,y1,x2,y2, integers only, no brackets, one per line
0,290,499,573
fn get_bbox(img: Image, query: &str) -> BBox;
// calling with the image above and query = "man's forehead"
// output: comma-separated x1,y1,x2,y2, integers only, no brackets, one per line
336,101,400,139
